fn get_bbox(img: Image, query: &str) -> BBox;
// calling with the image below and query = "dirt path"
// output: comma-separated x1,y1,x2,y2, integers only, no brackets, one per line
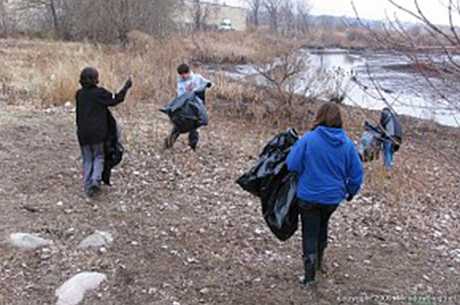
0,102,459,305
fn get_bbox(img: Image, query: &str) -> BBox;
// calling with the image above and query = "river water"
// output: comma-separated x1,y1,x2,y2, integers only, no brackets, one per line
229,49,460,127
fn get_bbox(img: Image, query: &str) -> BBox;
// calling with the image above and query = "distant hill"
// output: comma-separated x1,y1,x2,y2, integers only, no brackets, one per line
309,14,386,29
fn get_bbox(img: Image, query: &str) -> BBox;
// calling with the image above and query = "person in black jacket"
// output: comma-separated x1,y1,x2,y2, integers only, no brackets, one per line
76,67,132,197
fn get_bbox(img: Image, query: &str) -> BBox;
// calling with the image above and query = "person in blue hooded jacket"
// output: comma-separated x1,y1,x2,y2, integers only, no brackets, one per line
287,102,364,285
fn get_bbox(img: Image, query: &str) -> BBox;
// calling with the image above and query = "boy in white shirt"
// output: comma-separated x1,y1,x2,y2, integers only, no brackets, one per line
165,64,212,150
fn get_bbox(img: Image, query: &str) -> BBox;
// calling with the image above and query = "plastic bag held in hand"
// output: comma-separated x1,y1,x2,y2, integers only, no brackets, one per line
237,129,300,241
160,92,209,134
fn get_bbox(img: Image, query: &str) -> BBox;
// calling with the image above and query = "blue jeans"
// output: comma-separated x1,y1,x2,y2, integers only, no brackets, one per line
81,143,104,193
383,140,394,170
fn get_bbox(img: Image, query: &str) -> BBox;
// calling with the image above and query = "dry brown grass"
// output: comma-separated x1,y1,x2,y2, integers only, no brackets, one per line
187,31,304,65
0,31,301,108
0,34,189,107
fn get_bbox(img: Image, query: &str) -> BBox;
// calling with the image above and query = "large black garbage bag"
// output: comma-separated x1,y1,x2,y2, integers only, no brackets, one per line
102,111,124,186
262,173,299,241
237,128,300,241
160,92,208,133
237,128,299,197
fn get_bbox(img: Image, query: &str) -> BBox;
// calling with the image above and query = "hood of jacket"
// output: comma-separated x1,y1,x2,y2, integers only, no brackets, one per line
316,126,347,147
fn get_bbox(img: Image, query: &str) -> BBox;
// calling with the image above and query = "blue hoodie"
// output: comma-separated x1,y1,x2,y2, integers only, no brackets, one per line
287,126,364,205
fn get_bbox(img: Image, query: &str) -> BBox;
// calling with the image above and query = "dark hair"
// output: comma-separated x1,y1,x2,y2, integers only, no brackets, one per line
314,102,343,129
177,63,190,75
80,67,99,88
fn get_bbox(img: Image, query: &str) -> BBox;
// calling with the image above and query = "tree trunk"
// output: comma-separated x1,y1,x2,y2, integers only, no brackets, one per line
49,0,60,37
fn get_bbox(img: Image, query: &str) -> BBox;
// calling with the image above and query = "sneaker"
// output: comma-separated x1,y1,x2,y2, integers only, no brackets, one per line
86,187,96,198
87,184,101,198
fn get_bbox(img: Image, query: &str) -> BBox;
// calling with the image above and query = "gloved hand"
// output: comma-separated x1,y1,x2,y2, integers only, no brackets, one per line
206,82,212,88
124,77,133,90
346,194,354,202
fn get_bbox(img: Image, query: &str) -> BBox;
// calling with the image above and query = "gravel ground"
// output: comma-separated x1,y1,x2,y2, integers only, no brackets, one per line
0,99,459,305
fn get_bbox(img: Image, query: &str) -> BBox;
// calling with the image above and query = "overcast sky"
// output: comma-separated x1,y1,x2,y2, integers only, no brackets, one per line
220,0,453,25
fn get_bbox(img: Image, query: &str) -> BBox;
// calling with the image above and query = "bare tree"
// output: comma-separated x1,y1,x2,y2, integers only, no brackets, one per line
0,0,8,36
262,0,311,35
352,0,460,170
264,0,282,32
279,0,295,36
14,0,61,35
295,0,311,34
247,0,262,28
7,0,177,41
253,50,343,123
186,0,212,31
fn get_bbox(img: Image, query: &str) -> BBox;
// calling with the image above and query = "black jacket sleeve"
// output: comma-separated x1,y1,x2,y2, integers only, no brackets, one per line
96,86,129,107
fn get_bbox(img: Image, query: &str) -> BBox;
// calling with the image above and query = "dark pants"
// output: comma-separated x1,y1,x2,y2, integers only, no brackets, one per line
169,126,199,149
80,143,104,193
300,202,338,261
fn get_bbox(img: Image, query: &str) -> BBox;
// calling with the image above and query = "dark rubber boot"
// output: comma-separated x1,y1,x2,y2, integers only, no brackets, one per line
303,254,317,285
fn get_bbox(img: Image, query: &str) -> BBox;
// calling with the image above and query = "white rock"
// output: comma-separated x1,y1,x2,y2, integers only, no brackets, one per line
55,272,106,305
78,231,113,249
9,233,53,250
200,288,210,294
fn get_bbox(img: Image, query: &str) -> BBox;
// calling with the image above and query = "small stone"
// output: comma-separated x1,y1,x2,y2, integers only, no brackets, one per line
200,288,210,294
55,272,106,305
187,257,198,264
9,233,53,250
57,201,64,206
148,287,157,294
78,231,113,249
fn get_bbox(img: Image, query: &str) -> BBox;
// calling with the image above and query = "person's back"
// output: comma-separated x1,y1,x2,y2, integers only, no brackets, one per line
286,102,364,286
75,67,132,198
291,126,362,204
380,107,402,171
76,87,113,146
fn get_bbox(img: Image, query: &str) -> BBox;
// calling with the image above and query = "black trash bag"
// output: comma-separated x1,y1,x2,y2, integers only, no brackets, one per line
262,173,299,241
102,111,124,186
160,92,208,134
237,128,300,241
237,128,299,197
